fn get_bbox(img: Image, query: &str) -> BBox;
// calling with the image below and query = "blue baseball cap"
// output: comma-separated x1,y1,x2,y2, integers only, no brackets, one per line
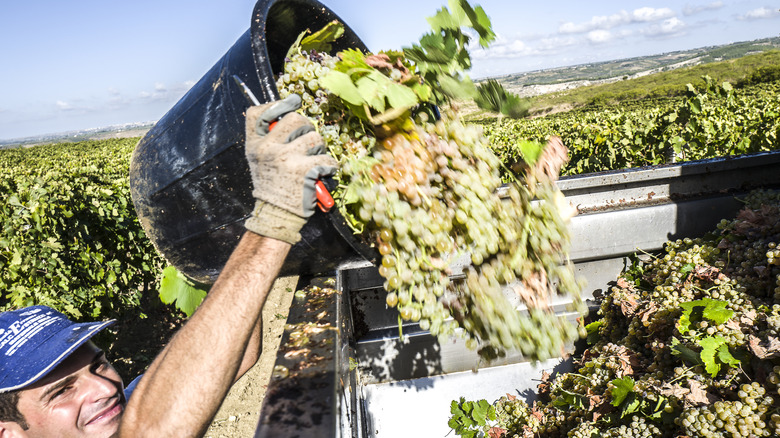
0,306,115,392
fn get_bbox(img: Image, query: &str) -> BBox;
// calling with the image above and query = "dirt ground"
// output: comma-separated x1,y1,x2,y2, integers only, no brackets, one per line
204,275,298,438
107,275,298,438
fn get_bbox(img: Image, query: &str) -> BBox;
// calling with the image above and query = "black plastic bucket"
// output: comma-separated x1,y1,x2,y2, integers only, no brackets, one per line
129,0,371,284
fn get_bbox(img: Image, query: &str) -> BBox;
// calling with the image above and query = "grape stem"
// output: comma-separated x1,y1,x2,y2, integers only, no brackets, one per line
667,365,697,385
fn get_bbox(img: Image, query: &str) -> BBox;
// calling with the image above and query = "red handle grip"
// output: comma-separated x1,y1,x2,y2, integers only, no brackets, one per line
315,180,334,213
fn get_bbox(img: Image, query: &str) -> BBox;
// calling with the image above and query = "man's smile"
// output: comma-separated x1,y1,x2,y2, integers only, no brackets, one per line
84,397,123,428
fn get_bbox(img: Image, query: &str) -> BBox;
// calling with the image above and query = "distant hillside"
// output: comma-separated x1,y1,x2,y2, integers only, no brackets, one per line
0,123,153,149
488,36,780,91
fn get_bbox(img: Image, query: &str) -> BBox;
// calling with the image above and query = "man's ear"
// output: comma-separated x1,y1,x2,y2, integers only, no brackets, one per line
0,420,26,438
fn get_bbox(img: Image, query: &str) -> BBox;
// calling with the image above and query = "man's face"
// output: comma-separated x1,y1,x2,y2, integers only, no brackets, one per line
14,342,125,438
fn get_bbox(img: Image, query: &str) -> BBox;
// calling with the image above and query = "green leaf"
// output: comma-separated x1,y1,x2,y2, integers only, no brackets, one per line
460,2,495,46
321,71,364,107
300,20,345,53
621,393,642,417
716,343,741,368
518,140,544,166
41,238,63,251
10,250,22,266
698,335,727,376
610,376,635,406
585,320,603,345
701,299,734,325
428,7,459,32
437,74,477,99
356,74,385,112
472,399,493,426
159,265,208,317
386,82,419,111
671,337,703,365
411,82,433,102
679,298,733,334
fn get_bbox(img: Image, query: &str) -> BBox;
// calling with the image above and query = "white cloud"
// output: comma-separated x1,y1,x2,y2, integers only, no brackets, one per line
55,100,72,111
530,36,576,52
138,81,193,102
739,7,780,20
472,35,535,59
559,7,675,34
683,1,724,16
587,30,612,44
642,17,687,37
632,7,675,22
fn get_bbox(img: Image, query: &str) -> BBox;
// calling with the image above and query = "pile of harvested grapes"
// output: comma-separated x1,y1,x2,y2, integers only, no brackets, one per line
447,190,780,438
274,4,585,361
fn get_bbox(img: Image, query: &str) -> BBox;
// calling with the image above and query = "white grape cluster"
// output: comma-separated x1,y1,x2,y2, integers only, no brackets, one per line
277,50,375,159
340,118,584,360
277,49,584,361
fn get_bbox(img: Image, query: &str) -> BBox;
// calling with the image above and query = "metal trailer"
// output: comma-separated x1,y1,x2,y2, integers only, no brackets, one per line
253,150,780,437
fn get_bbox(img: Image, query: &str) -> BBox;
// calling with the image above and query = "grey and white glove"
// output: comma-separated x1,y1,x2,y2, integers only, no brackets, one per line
244,94,337,244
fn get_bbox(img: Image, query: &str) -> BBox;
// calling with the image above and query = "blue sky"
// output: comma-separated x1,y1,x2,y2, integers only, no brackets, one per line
0,0,778,140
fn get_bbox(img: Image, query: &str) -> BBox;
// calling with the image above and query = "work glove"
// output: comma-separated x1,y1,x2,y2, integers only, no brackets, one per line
244,94,337,244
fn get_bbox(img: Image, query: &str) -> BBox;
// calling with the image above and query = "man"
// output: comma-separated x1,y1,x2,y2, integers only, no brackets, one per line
0,94,337,437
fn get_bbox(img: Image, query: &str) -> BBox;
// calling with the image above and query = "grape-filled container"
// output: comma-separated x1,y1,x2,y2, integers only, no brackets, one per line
129,0,371,285
253,150,780,437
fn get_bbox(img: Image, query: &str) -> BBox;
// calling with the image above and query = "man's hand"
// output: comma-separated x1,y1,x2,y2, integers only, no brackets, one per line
244,94,337,244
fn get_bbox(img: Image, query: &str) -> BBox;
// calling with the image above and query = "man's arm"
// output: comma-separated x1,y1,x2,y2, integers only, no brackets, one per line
119,95,336,437
119,233,289,437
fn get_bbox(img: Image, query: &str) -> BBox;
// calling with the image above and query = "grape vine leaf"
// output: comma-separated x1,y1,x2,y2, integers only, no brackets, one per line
320,71,364,107
285,21,345,59
610,376,635,406
517,140,544,166
448,398,496,438
159,265,208,317
697,335,740,377
427,0,495,47
678,298,733,334
585,319,603,345
300,20,344,53
670,337,703,366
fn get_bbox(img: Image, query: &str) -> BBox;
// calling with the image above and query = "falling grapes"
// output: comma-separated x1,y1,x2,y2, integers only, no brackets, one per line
276,42,585,361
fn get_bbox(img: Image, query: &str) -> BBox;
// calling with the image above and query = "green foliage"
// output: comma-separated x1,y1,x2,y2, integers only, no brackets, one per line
0,139,165,321
585,319,603,345
448,397,496,438
481,79,780,180
529,50,780,110
609,376,635,406
678,298,734,334
321,51,420,121
673,298,741,377
286,20,345,59
737,64,780,87
403,0,495,104
158,266,208,317
475,80,530,119
320,0,496,126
